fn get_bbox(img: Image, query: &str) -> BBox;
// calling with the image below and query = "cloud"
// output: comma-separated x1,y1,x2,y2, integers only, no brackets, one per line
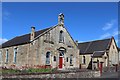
113,30,118,36
0,38,8,45
100,30,119,39
100,33,111,39
102,20,116,31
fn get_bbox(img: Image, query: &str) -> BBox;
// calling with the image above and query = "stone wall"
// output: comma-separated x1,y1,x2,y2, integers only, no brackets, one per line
2,70,100,78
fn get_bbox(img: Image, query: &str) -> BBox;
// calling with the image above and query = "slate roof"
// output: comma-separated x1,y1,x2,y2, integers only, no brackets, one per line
118,48,120,51
78,38,111,55
92,51,105,58
1,27,51,48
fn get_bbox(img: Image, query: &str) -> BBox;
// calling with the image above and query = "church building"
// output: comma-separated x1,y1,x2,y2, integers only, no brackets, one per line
0,13,79,70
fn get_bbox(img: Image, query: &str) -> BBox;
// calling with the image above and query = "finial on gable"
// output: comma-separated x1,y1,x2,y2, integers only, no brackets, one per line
58,13,64,25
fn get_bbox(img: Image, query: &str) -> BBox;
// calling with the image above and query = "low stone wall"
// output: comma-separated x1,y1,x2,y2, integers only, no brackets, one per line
2,70,100,78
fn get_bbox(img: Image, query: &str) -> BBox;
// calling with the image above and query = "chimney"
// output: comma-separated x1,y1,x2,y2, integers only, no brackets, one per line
31,26,35,41
75,40,78,46
58,13,64,25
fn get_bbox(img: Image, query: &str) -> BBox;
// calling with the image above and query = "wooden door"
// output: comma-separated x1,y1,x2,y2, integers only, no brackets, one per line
59,57,63,68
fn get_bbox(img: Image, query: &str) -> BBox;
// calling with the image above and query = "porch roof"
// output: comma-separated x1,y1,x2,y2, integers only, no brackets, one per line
92,51,105,58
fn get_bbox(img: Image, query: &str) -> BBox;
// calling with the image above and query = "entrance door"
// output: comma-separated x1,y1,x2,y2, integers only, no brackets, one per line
59,57,63,68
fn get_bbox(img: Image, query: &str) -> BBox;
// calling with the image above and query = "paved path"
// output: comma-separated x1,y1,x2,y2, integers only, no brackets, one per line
98,66,120,78
99,72,118,78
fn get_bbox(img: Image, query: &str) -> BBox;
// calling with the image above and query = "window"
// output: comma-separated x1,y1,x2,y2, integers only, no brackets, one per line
54,56,56,61
70,54,73,65
6,49,9,63
13,48,17,63
46,52,50,65
59,30,64,43
59,51,64,56
0,51,2,63
83,56,86,64
66,57,68,62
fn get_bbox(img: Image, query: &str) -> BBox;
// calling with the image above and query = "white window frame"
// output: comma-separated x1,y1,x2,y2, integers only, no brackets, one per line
13,48,18,64
59,30,64,43
46,52,51,65
0,51,2,63
5,49,9,63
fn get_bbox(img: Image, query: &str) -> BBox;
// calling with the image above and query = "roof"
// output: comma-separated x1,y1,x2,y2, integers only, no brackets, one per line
78,38,111,55
1,27,51,48
118,47,120,51
92,51,105,58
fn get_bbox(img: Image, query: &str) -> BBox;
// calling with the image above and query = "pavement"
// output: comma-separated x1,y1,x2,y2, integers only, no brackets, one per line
98,66,120,78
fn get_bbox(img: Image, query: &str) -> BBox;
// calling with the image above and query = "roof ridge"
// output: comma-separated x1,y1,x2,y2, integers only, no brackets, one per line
78,38,111,44
16,27,51,38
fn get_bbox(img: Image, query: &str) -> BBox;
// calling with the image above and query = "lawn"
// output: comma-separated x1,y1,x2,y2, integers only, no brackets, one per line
0,68,55,75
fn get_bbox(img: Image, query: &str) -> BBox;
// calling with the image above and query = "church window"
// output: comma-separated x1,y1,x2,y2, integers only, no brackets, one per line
59,30,64,43
46,52,50,65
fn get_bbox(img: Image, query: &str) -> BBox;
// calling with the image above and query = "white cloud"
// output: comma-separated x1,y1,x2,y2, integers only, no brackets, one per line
0,38,8,45
113,30,118,36
102,20,116,31
100,33,111,39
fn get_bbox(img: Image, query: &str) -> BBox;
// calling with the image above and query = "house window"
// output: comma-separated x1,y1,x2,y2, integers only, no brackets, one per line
54,56,56,61
46,52,50,65
59,30,64,43
70,54,73,66
6,49,9,63
66,57,68,62
82,56,86,64
13,48,17,63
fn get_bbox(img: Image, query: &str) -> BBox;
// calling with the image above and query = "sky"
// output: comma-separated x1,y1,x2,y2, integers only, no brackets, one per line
1,2,119,46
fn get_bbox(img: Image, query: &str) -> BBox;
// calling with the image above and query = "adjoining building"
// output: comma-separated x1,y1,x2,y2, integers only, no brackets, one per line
78,37,119,70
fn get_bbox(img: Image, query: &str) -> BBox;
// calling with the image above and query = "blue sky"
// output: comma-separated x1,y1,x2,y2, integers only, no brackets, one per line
2,2,119,46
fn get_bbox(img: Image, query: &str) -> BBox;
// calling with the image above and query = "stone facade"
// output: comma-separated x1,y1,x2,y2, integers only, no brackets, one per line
0,13,79,70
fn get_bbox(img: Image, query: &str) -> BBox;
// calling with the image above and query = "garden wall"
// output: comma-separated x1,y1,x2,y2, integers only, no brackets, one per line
2,70,100,78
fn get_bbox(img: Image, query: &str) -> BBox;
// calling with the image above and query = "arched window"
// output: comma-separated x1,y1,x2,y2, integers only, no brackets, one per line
59,30,64,43
46,52,50,65
70,54,73,65
54,56,56,61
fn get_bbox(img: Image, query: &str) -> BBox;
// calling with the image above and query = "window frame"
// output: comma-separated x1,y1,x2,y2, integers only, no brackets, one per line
46,52,51,65
82,56,86,64
66,57,68,62
5,49,9,63
0,51,2,63
70,54,73,66
53,56,56,62
59,30,64,43
13,48,17,64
